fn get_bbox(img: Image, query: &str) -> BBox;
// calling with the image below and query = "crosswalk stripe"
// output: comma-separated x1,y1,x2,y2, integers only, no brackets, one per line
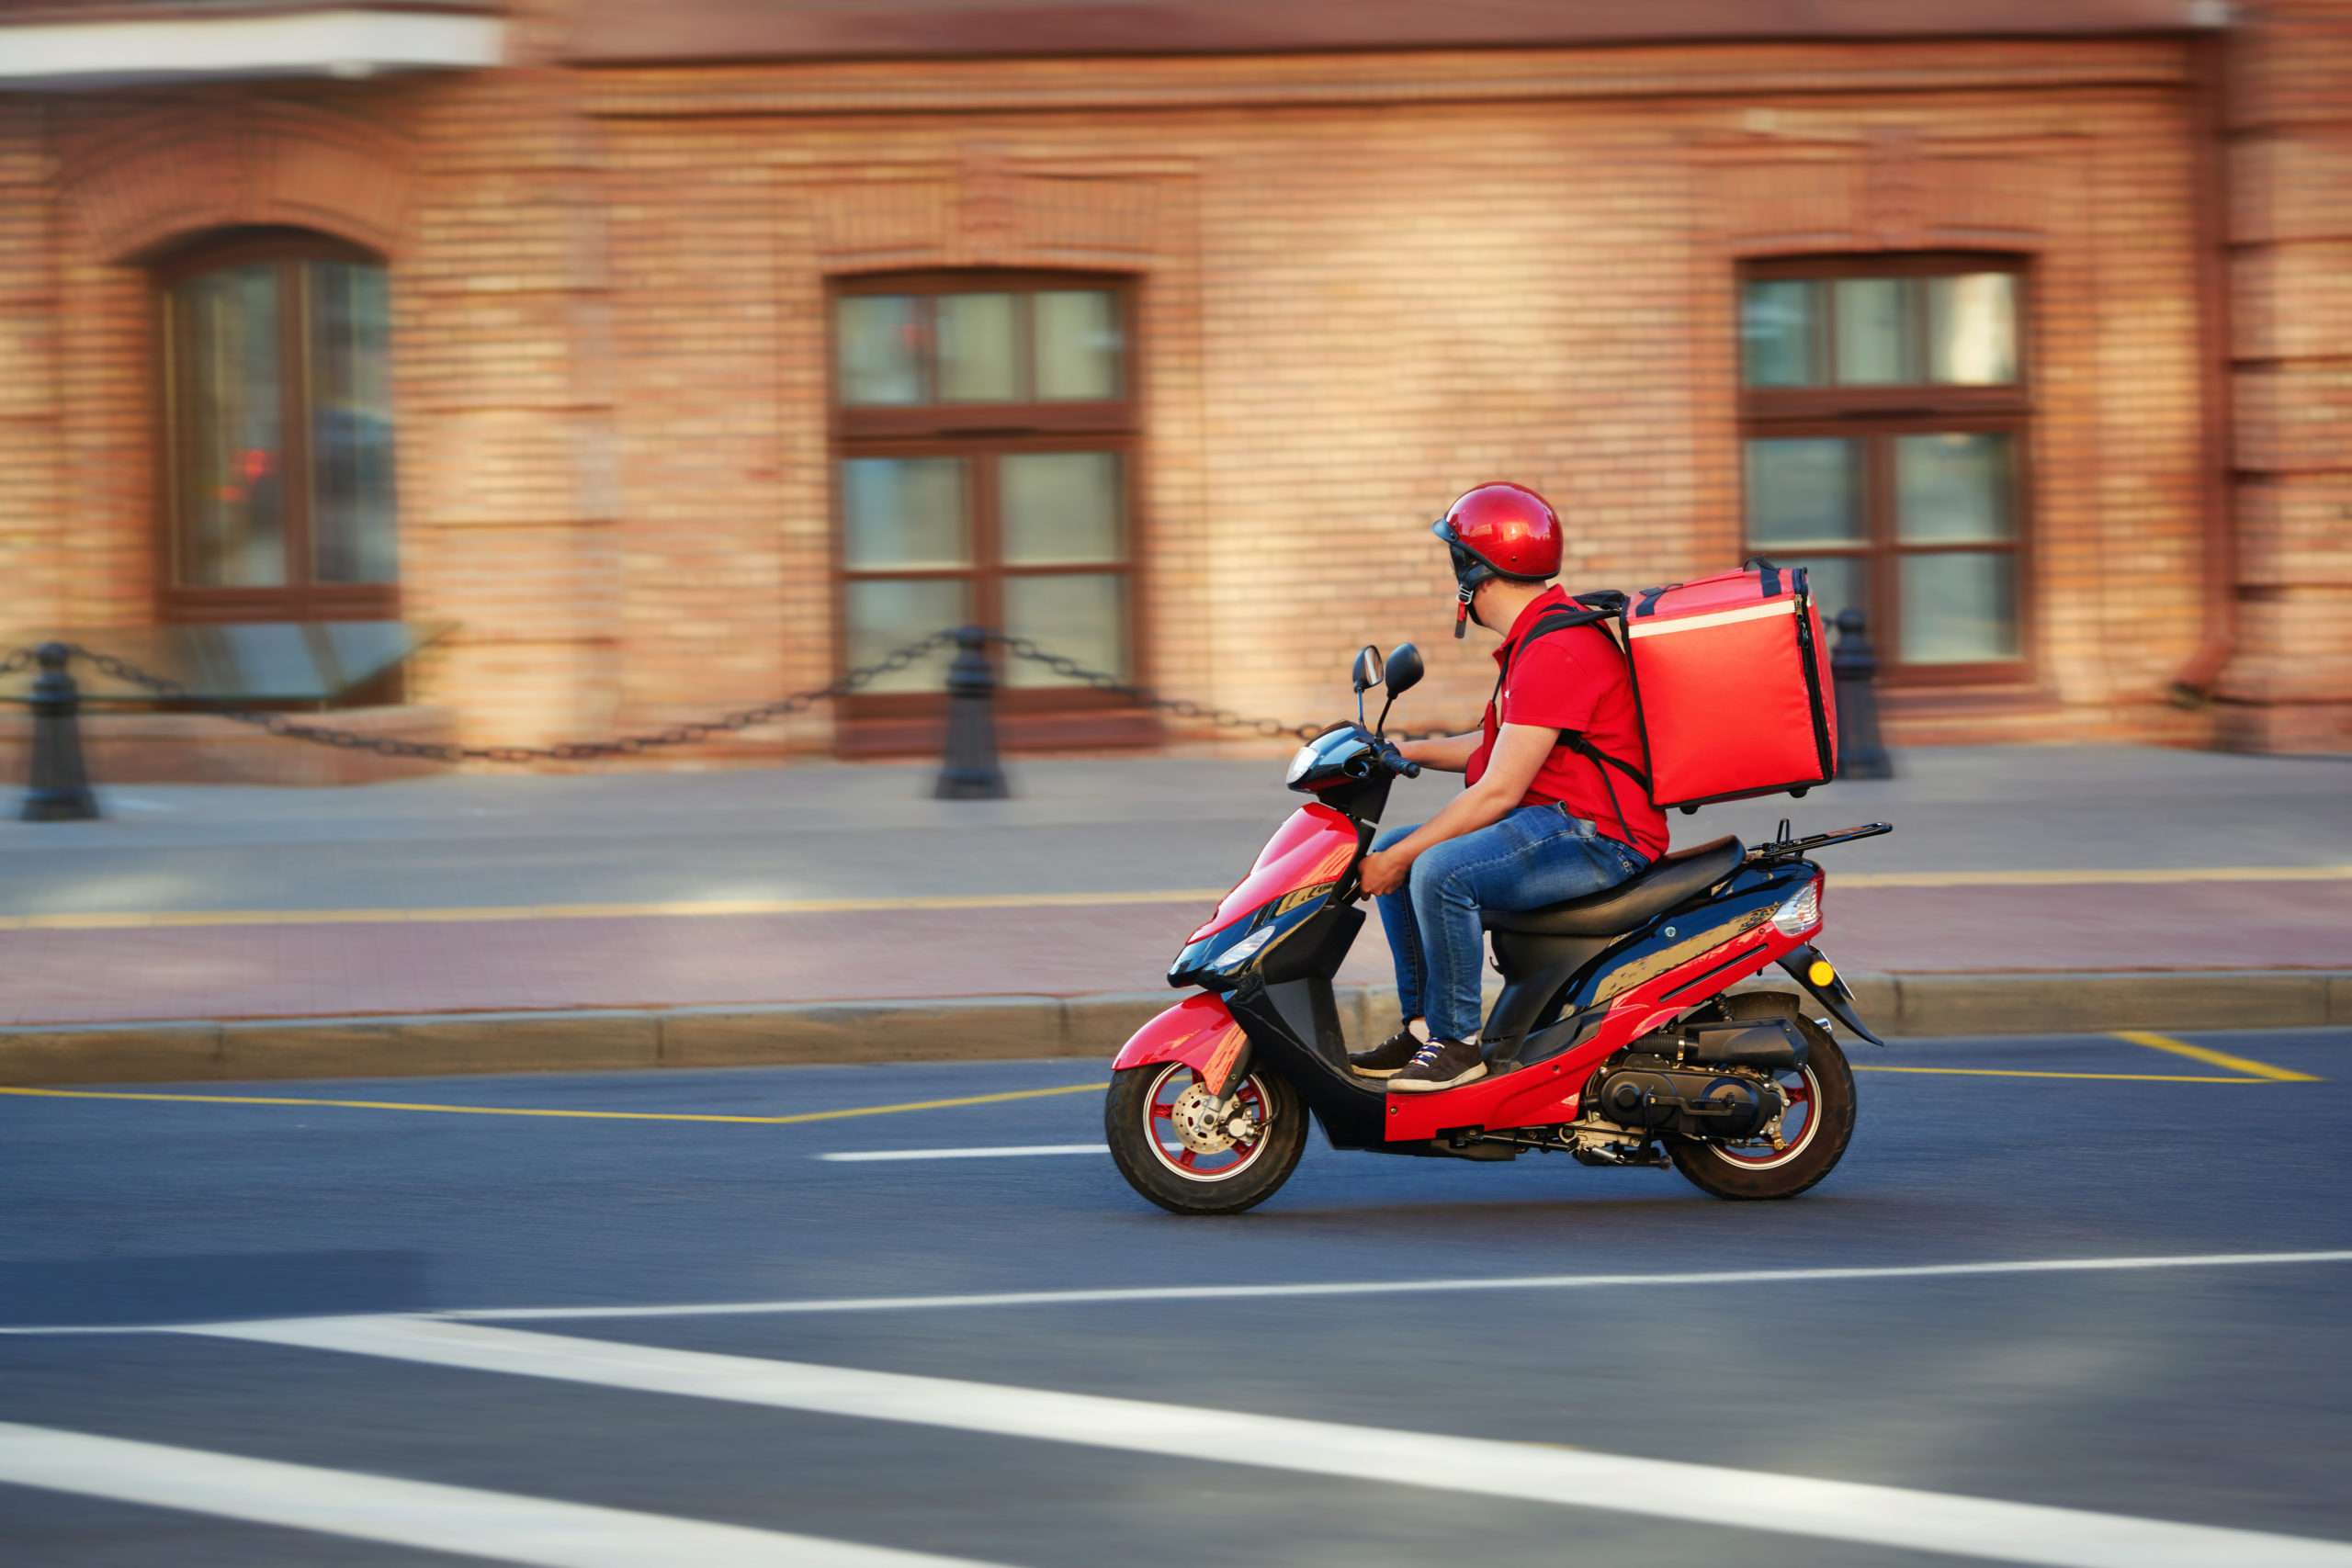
428,1248,2352,1324
191,1315,2352,1568
0,1419,1004,1568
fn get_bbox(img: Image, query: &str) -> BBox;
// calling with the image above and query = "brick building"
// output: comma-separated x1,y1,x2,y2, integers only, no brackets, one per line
0,0,2346,778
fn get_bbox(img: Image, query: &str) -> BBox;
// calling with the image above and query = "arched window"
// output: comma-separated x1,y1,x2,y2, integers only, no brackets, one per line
155,229,398,623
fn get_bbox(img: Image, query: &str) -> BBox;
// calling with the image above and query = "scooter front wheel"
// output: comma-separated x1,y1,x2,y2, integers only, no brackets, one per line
1106,1061,1308,1215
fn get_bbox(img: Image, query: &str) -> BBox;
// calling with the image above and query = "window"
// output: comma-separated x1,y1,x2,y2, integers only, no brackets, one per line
1738,256,2028,680
156,230,398,624
831,273,1144,750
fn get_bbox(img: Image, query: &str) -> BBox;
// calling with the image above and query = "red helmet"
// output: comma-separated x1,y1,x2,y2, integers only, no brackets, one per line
1431,482,1562,637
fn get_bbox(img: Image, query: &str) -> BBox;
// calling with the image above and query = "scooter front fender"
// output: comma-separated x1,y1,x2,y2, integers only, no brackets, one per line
1112,992,1246,1076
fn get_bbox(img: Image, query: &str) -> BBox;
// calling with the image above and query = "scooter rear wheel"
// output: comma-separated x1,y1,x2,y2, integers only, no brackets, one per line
1666,993,1856,1201
1106,1061,1308,1215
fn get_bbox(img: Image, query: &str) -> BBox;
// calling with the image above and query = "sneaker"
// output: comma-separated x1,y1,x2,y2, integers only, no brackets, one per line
1385,1036,1487,1093
1348,1027,1426,1079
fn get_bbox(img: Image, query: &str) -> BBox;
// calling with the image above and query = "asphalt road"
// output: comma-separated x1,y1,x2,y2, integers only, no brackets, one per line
2,1028,2347,1567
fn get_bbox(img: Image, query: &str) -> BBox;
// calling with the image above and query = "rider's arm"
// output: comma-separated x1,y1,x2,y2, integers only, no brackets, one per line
1358,723,1558,897
1395,731,1482,773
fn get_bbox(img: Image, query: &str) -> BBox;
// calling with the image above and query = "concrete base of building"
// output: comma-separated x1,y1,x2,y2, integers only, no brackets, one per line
3,972,2344,1086
0,705,456,785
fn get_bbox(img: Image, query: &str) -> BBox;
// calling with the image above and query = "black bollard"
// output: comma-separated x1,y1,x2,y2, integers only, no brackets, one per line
933,626,1010,800
1830,609,1894,781
21,642,98,821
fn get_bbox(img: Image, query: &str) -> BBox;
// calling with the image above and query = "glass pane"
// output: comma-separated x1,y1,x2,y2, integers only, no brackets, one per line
1740,279,1817,388
1771,556,1869,639
844,578,970,693
1005,573,1128,687
837,295,924,405
1001,452,1125,565
308,261,398,584
1833,276,1917,385
1746,439,1863,547
174,263,288,587
1928,273,2018,385
840,457,970,570
1900,552,2019,663
936,292,1020,403
1034,289,1122,401
1896,433,2015,543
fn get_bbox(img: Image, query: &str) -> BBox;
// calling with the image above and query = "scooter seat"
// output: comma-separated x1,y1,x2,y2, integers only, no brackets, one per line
1479,835,1747,938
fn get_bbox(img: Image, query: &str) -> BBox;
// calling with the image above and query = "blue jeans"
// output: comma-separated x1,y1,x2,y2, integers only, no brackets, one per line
1375,805,1649,1043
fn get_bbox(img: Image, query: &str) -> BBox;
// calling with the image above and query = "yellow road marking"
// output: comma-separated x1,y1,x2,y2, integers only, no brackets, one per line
0,889,1230,931
2112,1031,2323,1082
0,865,2343,931
1852,1066,2267,1083
0,1081,1106,1124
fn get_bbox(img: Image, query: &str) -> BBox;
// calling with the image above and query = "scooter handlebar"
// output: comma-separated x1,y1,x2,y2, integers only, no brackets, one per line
1380,744,1420,779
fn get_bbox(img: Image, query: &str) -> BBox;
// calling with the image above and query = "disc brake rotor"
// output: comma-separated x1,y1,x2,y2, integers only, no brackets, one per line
1167,1083,1246,1155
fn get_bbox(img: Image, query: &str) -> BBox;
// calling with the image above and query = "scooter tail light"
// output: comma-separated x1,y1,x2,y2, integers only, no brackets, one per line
1771,874,1823,937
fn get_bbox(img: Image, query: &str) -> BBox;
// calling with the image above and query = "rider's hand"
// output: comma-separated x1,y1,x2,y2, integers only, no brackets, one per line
1358,848,1411,898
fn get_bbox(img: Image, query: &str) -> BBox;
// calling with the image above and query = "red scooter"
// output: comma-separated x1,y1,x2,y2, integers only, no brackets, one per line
1105,643,1892,1215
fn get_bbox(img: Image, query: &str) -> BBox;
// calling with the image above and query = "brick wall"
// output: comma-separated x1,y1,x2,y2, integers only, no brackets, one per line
0,20,2321,770
2222,0,2352,751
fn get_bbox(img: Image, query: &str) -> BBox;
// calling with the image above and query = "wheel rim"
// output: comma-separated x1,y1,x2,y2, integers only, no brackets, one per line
1142,1061,1274,1184
1705,1064,1823,1171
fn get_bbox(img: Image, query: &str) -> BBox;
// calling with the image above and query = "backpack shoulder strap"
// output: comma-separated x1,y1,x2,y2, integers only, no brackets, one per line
1491,604,1656,802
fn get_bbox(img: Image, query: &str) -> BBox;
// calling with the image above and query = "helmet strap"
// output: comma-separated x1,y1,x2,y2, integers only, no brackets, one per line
1454,583,1473,639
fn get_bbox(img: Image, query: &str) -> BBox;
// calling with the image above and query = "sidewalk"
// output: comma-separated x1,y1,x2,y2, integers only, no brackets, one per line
3,745,2347,1081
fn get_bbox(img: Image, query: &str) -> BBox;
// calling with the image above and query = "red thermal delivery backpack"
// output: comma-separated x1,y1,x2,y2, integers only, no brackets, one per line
1616,562,1839,812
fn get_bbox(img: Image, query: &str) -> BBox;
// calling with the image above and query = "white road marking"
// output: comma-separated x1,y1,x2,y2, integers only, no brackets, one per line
0,1419,1002,1568
815,1144,1110,1162
431,1248,2352,1323
189,1316,2352,1568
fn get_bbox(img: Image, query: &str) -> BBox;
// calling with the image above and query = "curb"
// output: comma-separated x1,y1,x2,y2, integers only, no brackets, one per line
2,972,2347,1087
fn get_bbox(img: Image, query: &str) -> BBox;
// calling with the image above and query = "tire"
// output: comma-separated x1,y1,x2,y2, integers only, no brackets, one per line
1667,991,1856,1201
1105,1060,1309,1215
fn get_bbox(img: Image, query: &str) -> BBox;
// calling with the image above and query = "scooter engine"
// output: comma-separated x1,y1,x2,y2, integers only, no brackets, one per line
1591,1060,1781,1142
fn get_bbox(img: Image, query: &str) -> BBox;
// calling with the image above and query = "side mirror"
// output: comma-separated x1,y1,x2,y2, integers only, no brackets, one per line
1383,644,1423,698
1351,645,1385,694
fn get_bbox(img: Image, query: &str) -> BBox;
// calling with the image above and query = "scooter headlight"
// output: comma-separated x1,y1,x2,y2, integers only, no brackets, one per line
1771,876,1824,937
1284,743,1318,786
1213,924,1277,973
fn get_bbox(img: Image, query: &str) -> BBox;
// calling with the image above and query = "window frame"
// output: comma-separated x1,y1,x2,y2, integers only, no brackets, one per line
827,270,1148,746
1737,252,2034,686
151,228,401,626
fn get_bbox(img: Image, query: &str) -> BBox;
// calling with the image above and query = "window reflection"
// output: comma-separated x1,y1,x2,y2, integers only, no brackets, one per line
175,263,288,588
308,261,397,584
1747,439,1864,547
1005,574,1127,687
837,296,924,405
840,457,970,570
1740,279,1817,388
845,579,969,692
1901,553,2019,663
1001,452,1124,565
1928,274,2018,385
1896,434,2015,544
1034,290,1122,401
936,293,1019,403
1833,277,1917,386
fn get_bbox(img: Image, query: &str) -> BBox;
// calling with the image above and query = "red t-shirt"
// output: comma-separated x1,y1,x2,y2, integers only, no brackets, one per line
1464,585,1670,860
